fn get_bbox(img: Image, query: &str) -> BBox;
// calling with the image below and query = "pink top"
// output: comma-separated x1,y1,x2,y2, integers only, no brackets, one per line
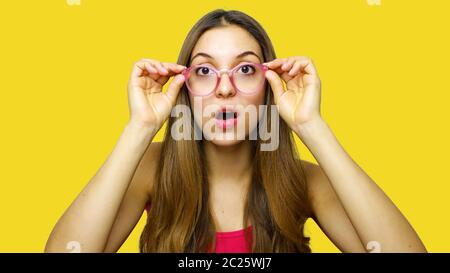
145,204,252,253
212,226,252,253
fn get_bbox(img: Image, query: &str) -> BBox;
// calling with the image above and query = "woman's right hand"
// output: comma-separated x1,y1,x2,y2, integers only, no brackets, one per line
127,59,186,133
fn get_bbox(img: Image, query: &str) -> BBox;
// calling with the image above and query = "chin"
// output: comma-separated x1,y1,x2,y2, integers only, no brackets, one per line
208,137,245,147
195,115,258,146
202,128,245,145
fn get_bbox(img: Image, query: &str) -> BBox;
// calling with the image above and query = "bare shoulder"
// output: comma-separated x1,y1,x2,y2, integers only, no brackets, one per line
300,159,330,193
301,157,325,180
300,159,324,183
299,160,368,252
133,141,163,202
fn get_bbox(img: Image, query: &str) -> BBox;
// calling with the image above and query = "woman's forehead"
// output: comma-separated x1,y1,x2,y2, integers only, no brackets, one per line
191,26,263,61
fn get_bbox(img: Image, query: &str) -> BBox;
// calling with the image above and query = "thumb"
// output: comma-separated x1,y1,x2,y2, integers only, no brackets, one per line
265,70,285,101
165,74,186,104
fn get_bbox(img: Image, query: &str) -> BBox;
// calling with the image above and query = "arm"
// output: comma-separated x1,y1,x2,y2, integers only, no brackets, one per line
45,123,156,252
45,59,185,252
299,119,426,252
103,141,161,253
264,56,426,252
303,160,366,252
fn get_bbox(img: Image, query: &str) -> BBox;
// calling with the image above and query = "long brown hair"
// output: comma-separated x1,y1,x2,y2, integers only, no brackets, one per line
140,9,312,253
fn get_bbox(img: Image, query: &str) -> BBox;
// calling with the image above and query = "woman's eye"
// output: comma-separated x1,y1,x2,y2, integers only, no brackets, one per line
238,64,255,74
195,67,213,76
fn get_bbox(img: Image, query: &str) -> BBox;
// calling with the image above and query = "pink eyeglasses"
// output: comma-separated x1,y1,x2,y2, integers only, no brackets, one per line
182,62,268,96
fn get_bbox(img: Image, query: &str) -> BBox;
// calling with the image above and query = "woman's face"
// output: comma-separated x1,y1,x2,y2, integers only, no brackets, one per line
188,25,266,146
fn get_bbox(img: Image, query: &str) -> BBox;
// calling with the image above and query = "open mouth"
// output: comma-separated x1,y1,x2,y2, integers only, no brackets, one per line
215,108,239,130
216,111,238,120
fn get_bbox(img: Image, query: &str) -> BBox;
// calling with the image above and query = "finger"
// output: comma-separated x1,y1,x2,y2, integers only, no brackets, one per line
263,58,286,70
161,62,187,75
156,75,170,86
264,58,289,76
263,58,282,69
294,57,319,76
158,62,187,86
154,61,169,75
265,70,285,100
141,59,169,75
164,62,186,71
165,74,186,104
145,63,165,81
288,61,302,77
268,62,293,83
143,62,158,74
282,58,295,72
131,61,147,78
132,60,161,79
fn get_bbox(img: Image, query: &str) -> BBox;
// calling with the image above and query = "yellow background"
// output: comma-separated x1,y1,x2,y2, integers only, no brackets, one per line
1,0,449,252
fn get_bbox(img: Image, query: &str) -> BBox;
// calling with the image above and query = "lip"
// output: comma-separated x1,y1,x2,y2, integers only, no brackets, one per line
215,106,239,130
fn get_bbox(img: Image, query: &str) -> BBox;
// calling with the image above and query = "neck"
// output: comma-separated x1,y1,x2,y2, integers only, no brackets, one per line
203,140,254,186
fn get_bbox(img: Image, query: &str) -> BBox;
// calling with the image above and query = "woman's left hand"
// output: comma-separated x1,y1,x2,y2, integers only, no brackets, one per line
264,56,323,133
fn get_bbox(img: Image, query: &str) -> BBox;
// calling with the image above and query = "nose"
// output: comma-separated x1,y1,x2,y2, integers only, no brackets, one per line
215,70,236,98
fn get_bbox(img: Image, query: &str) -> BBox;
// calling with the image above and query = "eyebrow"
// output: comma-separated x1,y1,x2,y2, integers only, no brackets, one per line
190,50,262,63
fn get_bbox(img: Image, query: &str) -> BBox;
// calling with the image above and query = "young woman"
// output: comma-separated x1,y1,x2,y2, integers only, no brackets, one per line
45,9,426,253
